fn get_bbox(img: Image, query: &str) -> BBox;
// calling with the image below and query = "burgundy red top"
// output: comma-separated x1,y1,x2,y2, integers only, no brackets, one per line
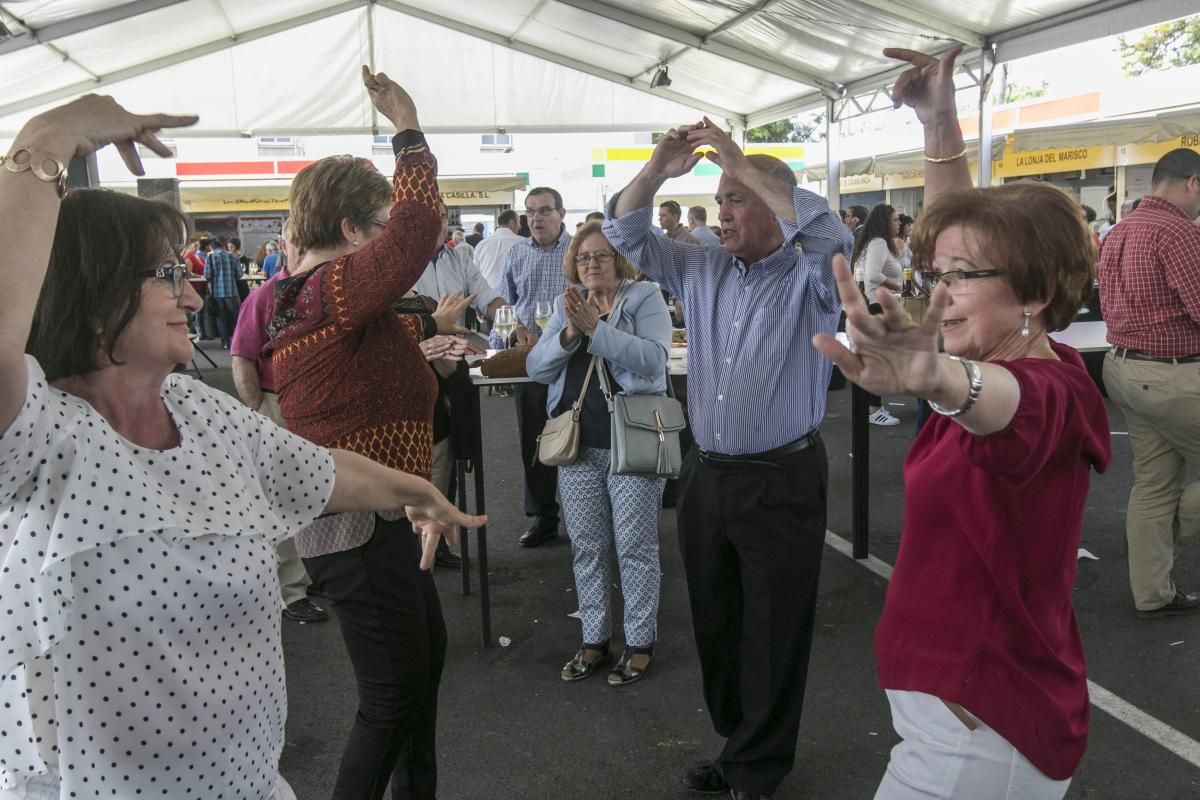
875,342,1111,780
265,133,441,482
1099,195,1200,357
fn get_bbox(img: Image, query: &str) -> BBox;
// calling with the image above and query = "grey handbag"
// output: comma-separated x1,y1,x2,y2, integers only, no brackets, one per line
595,291,687,478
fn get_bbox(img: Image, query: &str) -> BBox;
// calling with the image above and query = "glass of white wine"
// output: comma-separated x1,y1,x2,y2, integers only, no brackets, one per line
493,305,515,349
534,301,553,331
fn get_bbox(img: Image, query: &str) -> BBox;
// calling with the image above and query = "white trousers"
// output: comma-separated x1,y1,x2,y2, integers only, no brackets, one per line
873,690,1071,800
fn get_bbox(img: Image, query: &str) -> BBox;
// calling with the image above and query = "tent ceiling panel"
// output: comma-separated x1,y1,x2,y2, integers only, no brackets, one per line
391,0,540,39
658,49,814,115
515,19,674,77
49,2,229,77
219,0,351,32
0,45,92,106
0,0,1193,136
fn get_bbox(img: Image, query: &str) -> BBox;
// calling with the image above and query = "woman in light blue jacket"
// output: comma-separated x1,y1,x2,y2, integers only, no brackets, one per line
527,220,672,686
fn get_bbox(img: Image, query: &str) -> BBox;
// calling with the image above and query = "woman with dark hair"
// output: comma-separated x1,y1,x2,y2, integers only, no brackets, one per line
851,203,904,426
263,68,476,800
816,45,1110,799
0,92,480,800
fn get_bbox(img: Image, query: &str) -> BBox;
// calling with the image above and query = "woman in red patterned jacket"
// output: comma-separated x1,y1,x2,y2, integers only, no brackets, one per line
265,68,474,800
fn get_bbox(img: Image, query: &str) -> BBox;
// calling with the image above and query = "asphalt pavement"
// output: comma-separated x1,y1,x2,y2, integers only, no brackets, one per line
187,341,1200,800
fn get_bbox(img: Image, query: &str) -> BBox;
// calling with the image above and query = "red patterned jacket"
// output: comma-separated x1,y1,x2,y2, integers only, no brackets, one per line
265,132,441,482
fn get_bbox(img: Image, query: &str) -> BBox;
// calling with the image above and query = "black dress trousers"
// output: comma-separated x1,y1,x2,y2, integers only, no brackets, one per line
676,438,829,798
513,381,560,525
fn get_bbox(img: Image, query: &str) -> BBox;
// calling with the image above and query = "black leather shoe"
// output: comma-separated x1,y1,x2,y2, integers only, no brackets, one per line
282,597,329,623
682,761,728,795
519,523,558,548
1137,591,1200,619
435,549,462,569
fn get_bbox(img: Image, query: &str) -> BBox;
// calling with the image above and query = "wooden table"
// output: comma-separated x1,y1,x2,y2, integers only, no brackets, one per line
844,320,1110,559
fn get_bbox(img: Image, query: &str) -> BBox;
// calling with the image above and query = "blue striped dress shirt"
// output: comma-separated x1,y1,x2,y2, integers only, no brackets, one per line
603,189,851,455
491,228,572,347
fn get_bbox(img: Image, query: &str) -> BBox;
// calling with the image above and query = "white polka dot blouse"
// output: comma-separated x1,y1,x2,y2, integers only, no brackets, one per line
0,355,335,799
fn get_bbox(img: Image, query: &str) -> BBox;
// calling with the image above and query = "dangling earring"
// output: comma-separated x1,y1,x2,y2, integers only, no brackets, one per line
1020,309,1031,337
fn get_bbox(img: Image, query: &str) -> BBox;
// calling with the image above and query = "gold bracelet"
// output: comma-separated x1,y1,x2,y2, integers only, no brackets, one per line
0,148,69,198
923,145,968,164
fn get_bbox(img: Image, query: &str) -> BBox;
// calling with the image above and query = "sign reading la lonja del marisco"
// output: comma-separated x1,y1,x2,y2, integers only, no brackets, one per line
996,144,1116,178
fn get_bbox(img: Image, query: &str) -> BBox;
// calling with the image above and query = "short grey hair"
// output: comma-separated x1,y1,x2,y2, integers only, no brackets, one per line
746,154,797,187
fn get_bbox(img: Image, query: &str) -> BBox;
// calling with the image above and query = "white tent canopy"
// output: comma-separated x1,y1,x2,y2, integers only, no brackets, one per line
0,0,1195,138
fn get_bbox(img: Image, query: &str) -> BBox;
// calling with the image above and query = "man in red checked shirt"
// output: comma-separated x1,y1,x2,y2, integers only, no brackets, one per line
1099,147,1200,619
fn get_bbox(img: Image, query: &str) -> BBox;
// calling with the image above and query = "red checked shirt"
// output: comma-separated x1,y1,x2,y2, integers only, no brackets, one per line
1099,195,1200,357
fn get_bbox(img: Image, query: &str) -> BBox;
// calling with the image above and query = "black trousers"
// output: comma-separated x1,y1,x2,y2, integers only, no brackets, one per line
676,439,828,798
514,382,559,524
303,517,447,800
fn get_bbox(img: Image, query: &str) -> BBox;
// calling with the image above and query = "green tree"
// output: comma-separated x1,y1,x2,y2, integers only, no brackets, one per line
1000,80,1047,104
1119,16,1200,76
746,112,825,143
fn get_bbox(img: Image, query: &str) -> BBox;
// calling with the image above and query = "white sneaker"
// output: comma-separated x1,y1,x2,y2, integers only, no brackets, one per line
868,408,901,426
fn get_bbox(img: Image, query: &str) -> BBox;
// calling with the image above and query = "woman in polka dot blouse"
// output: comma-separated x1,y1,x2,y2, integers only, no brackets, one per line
0,93,483,800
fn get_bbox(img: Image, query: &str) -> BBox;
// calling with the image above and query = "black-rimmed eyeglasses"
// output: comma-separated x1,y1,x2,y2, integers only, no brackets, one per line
145,265,191,298
913,268,1003,296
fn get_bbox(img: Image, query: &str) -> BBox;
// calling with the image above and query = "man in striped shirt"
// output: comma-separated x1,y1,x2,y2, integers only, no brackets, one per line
605,119,850,800
1100,147,1200,619
495,186,571,547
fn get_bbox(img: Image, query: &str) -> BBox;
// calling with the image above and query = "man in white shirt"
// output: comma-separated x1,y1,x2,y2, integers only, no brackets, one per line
415,202,505,327
474,208,523,291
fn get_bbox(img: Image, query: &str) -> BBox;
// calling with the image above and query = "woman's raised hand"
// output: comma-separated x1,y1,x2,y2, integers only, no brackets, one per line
812,255,948,398
361,66,420,132
19,95,197,176
882,45,963,127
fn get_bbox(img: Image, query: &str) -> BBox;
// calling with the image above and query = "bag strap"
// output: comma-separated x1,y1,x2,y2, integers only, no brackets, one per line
569,355,599,420
594,281,678,407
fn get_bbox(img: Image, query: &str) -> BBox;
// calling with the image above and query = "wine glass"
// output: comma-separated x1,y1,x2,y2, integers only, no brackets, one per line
493,305,515,349
534,301,553,331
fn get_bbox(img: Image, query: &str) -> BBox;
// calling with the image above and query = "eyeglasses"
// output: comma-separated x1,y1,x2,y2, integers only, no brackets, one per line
574,251,615,266
146,264,190,298
525,206,559,217
913,268,1002,296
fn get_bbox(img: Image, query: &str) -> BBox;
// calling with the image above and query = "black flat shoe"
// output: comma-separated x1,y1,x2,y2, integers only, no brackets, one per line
682,760,728,794
560,644,610,682
608,646,653,686
519,523,559,548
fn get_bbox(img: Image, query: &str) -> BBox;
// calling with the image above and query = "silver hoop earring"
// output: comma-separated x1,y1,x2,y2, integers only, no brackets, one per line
1020,309,1031,337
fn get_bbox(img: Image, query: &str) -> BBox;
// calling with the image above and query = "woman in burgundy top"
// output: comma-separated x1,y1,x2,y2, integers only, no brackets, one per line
815,46,1111,799
265,69,475,800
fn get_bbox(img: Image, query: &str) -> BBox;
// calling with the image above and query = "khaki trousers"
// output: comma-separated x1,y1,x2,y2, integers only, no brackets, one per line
1103,353,1200,610
258,392,313,607
431,437,453,498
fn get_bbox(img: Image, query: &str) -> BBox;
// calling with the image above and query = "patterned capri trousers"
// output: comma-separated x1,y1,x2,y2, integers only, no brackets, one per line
558,446,666,647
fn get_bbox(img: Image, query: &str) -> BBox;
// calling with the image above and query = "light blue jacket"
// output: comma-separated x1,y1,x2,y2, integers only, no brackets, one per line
526,279,672,416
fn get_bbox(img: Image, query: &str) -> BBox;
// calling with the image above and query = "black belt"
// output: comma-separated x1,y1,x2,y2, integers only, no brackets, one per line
697,431,820,470
1111,347,1200,365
